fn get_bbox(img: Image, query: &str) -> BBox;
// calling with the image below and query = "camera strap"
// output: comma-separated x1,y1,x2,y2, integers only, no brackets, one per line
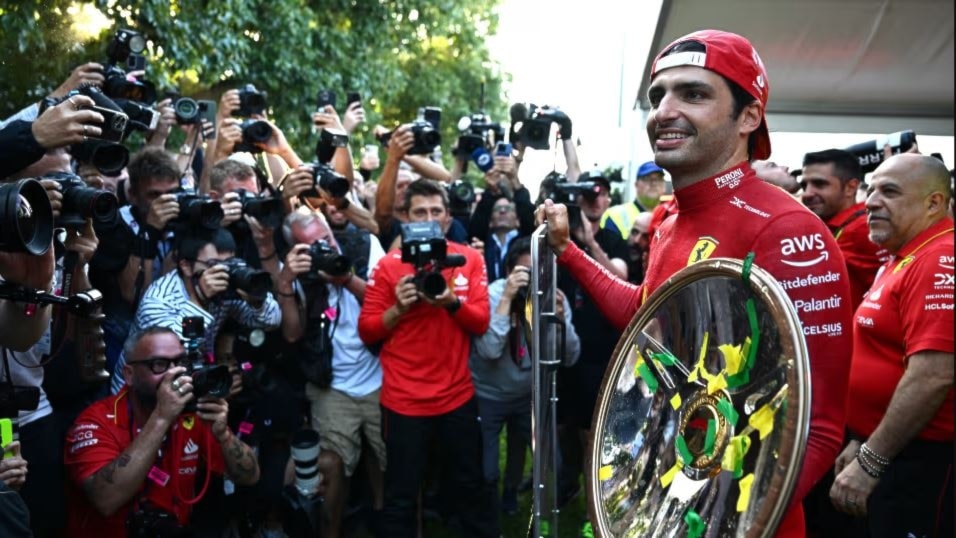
832,209,867,240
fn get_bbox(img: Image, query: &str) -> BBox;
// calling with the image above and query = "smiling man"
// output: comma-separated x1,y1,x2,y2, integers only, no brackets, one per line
801,149,888,309
538,29,853,537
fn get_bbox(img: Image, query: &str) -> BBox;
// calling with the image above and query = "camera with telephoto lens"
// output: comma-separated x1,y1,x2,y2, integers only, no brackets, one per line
126,502,187,537
102,28,157,104
549,173,600,230
302,128,350,199
45,172,119,228
406,106,442,156
234,189,283,229
400,221,466,299
0,179,54,255
180,317,232,402
222,258,273,300
302,240,351,282
234,84,268,117
511,103,559,150
845,130,917,174
446,180,475,220
229,327,276,404
71,139,129,176
169,190,223,231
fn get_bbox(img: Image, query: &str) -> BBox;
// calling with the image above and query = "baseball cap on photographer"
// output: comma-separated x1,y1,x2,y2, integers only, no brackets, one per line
650,29,771,160
636,161,664,179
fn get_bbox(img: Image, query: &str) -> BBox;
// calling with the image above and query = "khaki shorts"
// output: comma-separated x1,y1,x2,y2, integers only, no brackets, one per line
306,384,386,477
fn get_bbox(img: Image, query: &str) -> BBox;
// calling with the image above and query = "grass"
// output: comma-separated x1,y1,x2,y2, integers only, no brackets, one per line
351,432,591,537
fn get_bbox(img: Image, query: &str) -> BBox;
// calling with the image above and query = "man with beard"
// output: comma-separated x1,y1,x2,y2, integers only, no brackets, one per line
64,327,260,537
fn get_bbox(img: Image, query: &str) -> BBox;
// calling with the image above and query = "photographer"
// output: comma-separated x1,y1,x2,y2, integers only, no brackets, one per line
470,237,580,514
64,326,260,537
110,228,281,393
279,210,386,537
90,147,183,379
358,178,497,537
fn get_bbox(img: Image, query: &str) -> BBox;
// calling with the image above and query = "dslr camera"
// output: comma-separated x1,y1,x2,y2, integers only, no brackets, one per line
455,112,505,157
233,119,273,154
234,84,268,117
102,28,157,104
0,179,54,255
400,221,466,299
68,85,129,143
407,106,442,156
71,139,129,176
126,503,187,538
548,173,601,230
222,258,273,300
303,128,351,199
446,180,475,220
511,103,566,151
114,98,160,135
46,172,119,228
170,189,223,231
180,317,232,402
173,97,216,126
234,189,283,229
302,240,351,281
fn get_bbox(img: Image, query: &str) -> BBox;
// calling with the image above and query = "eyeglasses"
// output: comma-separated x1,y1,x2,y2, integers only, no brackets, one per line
630,228,649,237
493,203,516,213
128,353,189,375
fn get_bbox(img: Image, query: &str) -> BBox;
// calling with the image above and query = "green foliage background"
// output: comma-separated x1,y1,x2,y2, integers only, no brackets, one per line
0,0,509,168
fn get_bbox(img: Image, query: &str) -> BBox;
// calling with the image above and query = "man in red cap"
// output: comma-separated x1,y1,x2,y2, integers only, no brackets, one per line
539,30,853,537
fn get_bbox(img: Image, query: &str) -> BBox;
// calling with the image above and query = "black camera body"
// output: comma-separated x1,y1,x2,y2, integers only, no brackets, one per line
126,503,187,538
173,97,215,126
180,317,232,402
446,180,475,220
114,98,160,135
0,384,40,419
845,130,917,174
235,189,283,229
171,190,223,231
456,113,505,157
304,240,351,281
551,179,600,230
71,139,129,176
234,84,268,117
400,222,466,299
233,119,273,154
304,128,351,199
408,119,441,156
222,258,273,300
103,29,156,105
48,172,119,228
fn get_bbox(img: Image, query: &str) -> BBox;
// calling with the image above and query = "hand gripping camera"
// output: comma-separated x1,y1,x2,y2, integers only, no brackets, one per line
302,240,351,282
169,189,224,231
400,221,466,299
222,258,273,300
303,128,351,199
44,172,119,228
180,317,232,403
547,172,601,230
103,28,157,105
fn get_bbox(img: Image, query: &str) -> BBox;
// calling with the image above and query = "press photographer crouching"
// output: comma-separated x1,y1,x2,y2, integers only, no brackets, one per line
63,326,260,537
278,210,387,537
110,227,280,394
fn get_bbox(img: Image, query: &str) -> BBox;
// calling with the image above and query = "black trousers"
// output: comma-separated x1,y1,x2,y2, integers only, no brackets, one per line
381,398,499,538
865,438,953,538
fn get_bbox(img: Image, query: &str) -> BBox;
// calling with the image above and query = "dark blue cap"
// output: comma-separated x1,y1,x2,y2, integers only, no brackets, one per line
637,161,664,178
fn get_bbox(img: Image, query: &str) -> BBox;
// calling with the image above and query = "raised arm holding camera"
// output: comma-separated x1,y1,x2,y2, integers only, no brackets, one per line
64,326,259,537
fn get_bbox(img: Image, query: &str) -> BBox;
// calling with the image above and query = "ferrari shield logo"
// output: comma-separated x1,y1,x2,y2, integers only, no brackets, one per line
688,237,719,265
182,416,195,430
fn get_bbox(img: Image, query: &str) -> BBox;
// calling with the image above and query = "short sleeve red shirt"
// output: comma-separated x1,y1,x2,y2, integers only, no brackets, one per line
826,202,889,310
63,388,225,538
847,218,955,441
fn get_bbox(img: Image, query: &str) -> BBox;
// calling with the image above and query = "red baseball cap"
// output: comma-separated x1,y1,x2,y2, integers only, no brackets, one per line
650,29,771,160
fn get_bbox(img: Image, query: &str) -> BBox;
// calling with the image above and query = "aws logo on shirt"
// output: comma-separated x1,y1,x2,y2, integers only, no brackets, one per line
780,234,829,268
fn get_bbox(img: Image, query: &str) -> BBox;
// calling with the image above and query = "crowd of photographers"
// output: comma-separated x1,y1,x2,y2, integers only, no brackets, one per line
1,26,953,538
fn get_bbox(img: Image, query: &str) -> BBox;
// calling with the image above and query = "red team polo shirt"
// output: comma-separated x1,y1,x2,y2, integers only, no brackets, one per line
826,201,889,310
63,388,225,537
359,241,490,416
847,217,955,441
558,162,854,537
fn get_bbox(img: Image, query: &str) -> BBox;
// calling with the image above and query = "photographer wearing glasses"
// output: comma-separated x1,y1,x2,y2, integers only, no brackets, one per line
64,326,260,537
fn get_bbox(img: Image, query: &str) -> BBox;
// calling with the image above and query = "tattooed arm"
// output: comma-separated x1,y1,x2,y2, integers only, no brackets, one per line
79,412,173,516
197,397,260,486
